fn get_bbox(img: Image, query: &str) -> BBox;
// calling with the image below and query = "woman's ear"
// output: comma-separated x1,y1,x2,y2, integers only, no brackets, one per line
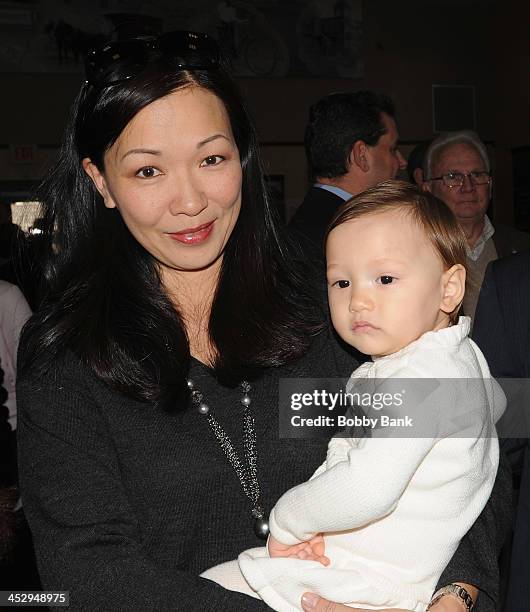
82,158,116,209
440,264,466,314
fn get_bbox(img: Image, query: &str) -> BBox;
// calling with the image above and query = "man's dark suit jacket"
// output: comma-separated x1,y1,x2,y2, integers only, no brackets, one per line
474,250,530,612
288,186,346,251
492,224,530,258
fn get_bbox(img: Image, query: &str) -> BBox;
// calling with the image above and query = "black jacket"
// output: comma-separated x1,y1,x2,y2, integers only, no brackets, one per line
288,186,345,252
474,250,530,612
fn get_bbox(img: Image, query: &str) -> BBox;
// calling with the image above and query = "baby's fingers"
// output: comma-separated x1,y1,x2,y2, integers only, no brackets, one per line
315,554,330,566
309,535,326,557
292,548,310,560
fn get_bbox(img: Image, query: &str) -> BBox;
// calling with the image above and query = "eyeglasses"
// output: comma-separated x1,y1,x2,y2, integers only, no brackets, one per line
428,171,491,188
84,31,220,87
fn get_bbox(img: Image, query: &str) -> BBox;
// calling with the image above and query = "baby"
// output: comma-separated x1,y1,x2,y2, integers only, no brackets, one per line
201,181,505,611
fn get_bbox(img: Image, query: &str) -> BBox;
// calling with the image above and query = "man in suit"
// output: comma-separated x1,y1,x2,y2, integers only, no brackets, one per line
288,91,407,250
474,251,530,612
423,131,530,322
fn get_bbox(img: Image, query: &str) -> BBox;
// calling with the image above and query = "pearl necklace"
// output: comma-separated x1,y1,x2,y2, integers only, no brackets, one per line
187,378,270,540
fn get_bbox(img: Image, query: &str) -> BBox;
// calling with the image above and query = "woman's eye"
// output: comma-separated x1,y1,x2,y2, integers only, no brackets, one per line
201,155,224,167
136,167,160,178
331,280,350,289
377,275,395,285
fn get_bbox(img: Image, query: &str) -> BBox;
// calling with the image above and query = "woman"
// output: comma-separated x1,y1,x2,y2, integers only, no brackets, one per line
17,31,509,611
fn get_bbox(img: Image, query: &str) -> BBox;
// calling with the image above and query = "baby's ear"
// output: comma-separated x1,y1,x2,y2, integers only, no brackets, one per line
440,264,466,314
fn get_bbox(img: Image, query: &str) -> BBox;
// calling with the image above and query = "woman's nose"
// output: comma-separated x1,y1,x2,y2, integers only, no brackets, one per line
168,174,208,217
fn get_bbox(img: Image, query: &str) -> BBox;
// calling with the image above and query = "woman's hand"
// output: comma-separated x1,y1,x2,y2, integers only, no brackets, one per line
300,594,410,611
301,591,472,611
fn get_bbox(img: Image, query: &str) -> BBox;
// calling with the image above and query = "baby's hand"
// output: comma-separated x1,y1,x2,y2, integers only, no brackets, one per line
268,533,330,566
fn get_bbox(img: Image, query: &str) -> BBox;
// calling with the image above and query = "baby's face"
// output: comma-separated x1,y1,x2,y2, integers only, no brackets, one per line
326,209,450,358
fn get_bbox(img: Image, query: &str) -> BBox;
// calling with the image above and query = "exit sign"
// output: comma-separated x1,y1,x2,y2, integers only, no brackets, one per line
10,144,37,163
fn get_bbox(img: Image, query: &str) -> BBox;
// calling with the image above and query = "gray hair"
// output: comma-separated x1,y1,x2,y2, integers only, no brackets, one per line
423,130,490,179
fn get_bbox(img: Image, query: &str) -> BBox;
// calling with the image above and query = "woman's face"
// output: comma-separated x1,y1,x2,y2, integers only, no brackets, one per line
84,86,242,282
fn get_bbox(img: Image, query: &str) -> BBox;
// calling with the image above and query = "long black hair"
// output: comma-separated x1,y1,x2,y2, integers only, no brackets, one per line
20,58,324,408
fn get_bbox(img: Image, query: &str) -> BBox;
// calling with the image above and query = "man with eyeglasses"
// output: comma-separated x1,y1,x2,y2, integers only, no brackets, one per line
422,130,530,323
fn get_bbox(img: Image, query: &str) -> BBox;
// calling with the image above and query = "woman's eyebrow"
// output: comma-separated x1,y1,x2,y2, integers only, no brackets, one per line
119,135,231,160
197,134,231,148
120,148,161,161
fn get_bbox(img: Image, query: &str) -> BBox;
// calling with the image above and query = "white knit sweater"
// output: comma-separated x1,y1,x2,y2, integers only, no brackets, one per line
236,318,505,611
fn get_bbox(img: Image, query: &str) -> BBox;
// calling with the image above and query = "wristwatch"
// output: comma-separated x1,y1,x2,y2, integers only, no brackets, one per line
426,583,475,611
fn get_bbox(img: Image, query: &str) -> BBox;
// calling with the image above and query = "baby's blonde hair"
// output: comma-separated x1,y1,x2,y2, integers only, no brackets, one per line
326,180,467,324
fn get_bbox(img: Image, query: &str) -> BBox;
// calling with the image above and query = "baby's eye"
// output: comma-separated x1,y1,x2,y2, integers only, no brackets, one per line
201,155,224,166
377,275,396,285
136,166,160,178
331,280,350,289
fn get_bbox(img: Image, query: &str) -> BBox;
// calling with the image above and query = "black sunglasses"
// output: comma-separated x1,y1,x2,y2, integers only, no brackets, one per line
84,30,220,87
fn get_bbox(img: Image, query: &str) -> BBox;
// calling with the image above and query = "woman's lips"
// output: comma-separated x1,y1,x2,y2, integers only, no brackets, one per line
168,221,214,245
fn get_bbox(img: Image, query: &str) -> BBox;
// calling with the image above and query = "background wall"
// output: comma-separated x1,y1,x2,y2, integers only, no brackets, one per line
492,1,529,227
243,0,496,217
1,0,523,225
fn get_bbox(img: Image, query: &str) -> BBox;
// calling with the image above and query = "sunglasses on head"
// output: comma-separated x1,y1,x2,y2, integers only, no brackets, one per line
84,30,220,87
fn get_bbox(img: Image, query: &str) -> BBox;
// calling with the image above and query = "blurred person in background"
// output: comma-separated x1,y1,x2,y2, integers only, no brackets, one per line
288,91,407,252
0,280,34,590
407,139,431,186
